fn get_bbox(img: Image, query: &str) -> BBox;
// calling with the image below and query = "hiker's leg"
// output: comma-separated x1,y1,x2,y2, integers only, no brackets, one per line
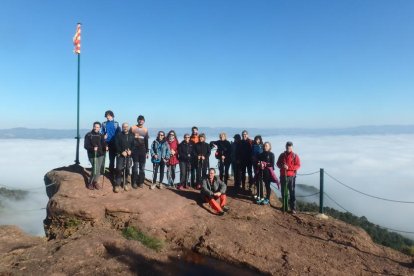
115,156,124,186
280,177,287,206
108,142,117,174
153,163,159,183
205,196,223,213
138,153,146,185
94,156,104,183
288,176,296,211
159,161,165,184
219,194,227,207
224,162,230,184
265,179,271,200
179,162,186,186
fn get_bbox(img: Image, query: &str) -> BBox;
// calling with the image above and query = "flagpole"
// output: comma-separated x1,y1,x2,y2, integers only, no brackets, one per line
75,52,81,165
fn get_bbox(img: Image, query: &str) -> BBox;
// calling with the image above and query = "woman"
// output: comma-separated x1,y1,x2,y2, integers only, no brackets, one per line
209,132,231,184
150,131,170,189
194,133,211,188
166,130,180,187
256,142,275,205
252,135,264,197
178,133,193,189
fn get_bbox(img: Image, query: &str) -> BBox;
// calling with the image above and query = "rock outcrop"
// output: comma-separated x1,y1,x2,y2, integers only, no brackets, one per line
0,165,413,275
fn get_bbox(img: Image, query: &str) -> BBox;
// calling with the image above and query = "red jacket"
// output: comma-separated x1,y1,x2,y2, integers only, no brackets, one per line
167,139,180,165
277,151,301,177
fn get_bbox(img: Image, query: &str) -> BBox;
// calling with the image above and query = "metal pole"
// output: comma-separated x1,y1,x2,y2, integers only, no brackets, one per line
319,168,324,213
75,53,81,165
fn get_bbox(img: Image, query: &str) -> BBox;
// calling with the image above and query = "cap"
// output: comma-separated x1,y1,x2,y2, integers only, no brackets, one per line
137,115,145,122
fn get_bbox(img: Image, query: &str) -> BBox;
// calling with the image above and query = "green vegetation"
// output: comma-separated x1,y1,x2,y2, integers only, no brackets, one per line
122,226,164,252
296,201,414,256
64,217,82,228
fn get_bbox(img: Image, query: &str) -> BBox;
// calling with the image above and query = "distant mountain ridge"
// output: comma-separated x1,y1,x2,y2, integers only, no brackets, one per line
1,125,414,139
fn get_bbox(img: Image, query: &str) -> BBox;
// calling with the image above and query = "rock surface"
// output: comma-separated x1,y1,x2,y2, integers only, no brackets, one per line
0,164,413,275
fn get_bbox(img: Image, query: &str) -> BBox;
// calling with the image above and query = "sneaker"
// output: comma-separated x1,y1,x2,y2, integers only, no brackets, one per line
256,198,264,205
217,211,225,216
124,184,131,191
222,206,230,212
150,184,156,190
253,195,258,199
262,199,270,205
87,182,94,190
113,186,120,193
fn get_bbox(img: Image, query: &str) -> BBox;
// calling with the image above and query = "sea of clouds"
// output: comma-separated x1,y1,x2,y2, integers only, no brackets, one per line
0,135,413,239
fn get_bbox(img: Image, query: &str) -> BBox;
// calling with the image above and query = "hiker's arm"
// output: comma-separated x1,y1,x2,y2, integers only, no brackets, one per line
292,154,301,171
276,154,283,169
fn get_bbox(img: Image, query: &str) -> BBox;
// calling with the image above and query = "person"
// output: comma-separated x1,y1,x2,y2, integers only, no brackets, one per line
178,133,193,189
231,134,242,191
150,131,170,189
209,133,231,184
251,135,264,197
190,126,199,144
84,122,107,190
201,168,230,215
189,126,199,187
239,130,253,191
166,130,179,187
194,133,211,188
256,142,275,205
101,110,121,178
114,123,134,193
130,115,149,188
277,141,301,213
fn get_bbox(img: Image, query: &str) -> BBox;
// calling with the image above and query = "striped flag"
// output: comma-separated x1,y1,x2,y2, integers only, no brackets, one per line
73,23,81,54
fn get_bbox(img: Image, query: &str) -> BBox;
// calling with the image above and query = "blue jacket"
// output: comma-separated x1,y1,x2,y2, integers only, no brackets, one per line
150,139,170,163
101,120,120,143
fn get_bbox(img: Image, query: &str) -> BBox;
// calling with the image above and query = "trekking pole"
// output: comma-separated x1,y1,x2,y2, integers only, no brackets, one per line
186,161,190,187
102,150,108,189
123,156,127,188
91,150,97,186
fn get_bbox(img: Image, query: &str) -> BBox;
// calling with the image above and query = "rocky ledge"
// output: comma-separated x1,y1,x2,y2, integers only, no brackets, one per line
0,165,412,275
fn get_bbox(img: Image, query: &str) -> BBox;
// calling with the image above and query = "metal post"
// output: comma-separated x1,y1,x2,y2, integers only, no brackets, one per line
319,168,324,213
75,53,81,165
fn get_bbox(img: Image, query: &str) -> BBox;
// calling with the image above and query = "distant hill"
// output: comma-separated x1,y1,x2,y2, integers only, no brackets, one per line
1,125,414,139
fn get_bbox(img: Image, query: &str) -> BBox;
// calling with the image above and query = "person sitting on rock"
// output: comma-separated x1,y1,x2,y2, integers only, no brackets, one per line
114,122,134,193
84,122,107,190
201,168,230,216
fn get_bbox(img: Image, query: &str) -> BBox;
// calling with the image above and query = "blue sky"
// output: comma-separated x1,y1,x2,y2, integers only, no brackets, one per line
1,0,413,129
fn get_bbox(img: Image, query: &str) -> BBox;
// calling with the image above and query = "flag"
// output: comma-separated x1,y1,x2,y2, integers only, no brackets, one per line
73,23,81,54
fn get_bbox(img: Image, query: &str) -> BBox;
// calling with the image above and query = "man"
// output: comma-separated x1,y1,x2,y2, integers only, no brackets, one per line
101,110,121,177
114,123,134,193
239,130,253,191
130,115,149,188
84,122,107,190
190,126,199,144
277,141,301,213
201,168,230,216
231,134,242,191
178,133,193,189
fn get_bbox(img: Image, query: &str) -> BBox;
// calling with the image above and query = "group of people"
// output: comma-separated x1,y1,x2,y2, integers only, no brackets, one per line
84,111,301,214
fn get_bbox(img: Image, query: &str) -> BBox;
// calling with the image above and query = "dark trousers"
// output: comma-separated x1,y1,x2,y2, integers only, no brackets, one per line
153,161,165,184
281,176,296,210
132,152,146,185
256,170,271,199
196,159,209,184
108,142,117,174
167,164,177,185
115,156,132,186
232,161,241,189
241,160,253,188
179,161,191,186
218,160,230,184
190,162,197,187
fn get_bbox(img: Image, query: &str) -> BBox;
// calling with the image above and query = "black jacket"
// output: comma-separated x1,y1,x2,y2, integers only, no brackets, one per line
239,139,253,162
210,140,231,163
193,142,211,160
84,131,107,158
115,131,135,154
178,141,194,163
258,151,275,169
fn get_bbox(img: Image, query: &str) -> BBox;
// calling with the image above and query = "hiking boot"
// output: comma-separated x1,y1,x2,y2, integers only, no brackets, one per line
222,206,230,212
291,210,297,214
113,186,120,193
256,198,264,205
157,182,164,189
150,184,156,190
87,182,94,190
93,181,101,190
132,184,138,189
124,184,131,191
262,199,270,205
138,183,144,189
177,185,183,190
217,211,225,216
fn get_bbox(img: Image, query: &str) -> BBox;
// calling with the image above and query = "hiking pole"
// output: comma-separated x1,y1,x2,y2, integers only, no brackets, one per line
123,156,127,188
102,150,108,189
90,150,97,187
